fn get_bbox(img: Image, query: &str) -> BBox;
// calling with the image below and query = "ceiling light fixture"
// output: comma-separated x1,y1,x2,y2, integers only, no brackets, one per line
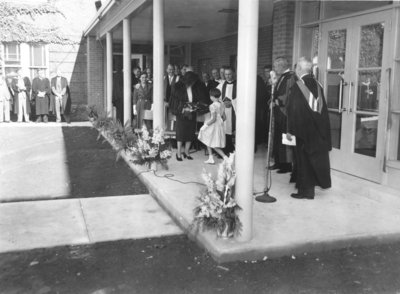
176,25,192,29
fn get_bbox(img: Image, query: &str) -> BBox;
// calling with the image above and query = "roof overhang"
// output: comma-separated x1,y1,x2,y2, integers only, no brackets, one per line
84,0,273,43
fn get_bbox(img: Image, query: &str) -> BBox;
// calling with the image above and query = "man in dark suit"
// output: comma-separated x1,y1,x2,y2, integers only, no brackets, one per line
272,57,295,174
202,72,218,94
51,69,71,123
286,57,332,199
164,64,180,104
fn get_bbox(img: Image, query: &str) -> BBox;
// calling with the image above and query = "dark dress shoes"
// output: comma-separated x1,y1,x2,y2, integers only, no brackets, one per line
176,154,183,161
290,193,314,200
269,164,280,170
182,153,193,160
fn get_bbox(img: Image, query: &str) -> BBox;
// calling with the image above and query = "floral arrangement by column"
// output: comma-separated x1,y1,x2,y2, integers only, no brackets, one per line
126,125,172,170
192,153,242,238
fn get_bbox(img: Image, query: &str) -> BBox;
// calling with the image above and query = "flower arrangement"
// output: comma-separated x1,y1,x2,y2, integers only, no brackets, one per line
192,153,242,238
87,105,137,161
125,125,172,170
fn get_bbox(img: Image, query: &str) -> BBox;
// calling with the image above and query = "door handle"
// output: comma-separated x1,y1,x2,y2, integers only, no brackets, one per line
339,79,347,113
347,82,353,114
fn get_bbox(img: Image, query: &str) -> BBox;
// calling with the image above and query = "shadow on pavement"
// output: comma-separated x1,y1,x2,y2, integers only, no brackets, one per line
61,126,148,198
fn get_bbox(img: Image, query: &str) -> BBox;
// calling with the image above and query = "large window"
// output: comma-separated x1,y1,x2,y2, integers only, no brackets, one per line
29,44,47,78
3,43,21,76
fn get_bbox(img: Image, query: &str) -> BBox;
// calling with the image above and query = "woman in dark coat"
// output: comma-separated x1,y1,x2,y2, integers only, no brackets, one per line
170,71,208,161
132,71,153,129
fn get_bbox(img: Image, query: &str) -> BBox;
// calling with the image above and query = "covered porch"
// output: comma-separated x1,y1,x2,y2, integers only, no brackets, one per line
84,0,400,260
85,0,277,243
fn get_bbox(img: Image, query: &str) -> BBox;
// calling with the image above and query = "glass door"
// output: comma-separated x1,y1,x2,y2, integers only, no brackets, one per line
320,11,392,183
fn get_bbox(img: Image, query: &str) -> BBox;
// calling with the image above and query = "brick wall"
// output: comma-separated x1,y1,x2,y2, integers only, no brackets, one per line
86,36,105,109
272,0,296,67
49,41,87,105
191,25,273,77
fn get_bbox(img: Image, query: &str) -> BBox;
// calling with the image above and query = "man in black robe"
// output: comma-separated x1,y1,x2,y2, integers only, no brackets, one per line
255,75,268,148
286,57,332,199
31,69,51,123
272,57,295,174
217,67,236,154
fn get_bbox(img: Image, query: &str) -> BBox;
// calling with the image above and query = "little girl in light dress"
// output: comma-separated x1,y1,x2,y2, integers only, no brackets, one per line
198,88,227,164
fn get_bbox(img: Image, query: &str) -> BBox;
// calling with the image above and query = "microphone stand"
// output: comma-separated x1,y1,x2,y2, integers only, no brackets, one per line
255,83,277,203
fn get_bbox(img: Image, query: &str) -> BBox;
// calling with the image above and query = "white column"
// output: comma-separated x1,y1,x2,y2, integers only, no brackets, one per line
123,18,132,125
235,0,259,242
106,32,113,117
153,0,165,129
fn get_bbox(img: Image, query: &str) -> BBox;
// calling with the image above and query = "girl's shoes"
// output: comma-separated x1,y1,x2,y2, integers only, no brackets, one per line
176,154,183,161
204,158,215,165
182,153,193,160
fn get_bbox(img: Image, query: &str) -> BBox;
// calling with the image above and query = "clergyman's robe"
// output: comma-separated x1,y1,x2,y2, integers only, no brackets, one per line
32,77,51,115
286,74,332,190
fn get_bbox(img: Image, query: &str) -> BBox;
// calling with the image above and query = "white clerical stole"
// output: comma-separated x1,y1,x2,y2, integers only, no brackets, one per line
186,86,193,102
217,82,235,135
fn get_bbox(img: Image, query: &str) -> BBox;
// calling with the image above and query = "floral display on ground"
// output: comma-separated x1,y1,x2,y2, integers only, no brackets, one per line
88,105,171,169
192,153,242,238
125,126,172,170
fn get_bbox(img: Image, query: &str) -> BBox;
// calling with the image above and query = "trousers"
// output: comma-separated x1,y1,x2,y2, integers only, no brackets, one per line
0,100,10,122
17,93,29,122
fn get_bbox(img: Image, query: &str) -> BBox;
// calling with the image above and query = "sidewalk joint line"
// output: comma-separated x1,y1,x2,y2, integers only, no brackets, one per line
78,199,92,243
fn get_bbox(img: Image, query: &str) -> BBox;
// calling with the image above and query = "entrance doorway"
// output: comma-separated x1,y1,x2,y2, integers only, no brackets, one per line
319,10,393,183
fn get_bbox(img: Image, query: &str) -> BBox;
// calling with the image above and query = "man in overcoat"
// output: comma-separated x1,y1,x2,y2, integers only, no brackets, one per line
51,69,71,123
272,57,295,174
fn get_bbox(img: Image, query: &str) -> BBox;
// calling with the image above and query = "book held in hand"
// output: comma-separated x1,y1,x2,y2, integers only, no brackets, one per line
282,133,296,146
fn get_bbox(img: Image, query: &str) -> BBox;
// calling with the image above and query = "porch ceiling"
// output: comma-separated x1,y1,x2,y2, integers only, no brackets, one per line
108,0,273,43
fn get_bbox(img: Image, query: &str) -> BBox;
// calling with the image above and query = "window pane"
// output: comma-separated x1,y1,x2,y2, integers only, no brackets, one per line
300,1,320,23
356,70,381,112
5,44,20,65
31,45,46,67
327,29,346,70
329,112,342,149
5,67,20,77
326,71,344,109
354,114,378,157
359,23,384,68
323,1,392,20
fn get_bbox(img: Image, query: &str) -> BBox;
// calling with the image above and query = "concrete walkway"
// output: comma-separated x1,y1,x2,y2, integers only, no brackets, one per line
0,123,182,253
0,194,182,253
105,134,400,263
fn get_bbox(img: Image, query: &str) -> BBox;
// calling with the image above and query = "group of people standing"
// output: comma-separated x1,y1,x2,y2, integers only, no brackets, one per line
128,58,332,200
0,68,71,123
164,64,239,163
